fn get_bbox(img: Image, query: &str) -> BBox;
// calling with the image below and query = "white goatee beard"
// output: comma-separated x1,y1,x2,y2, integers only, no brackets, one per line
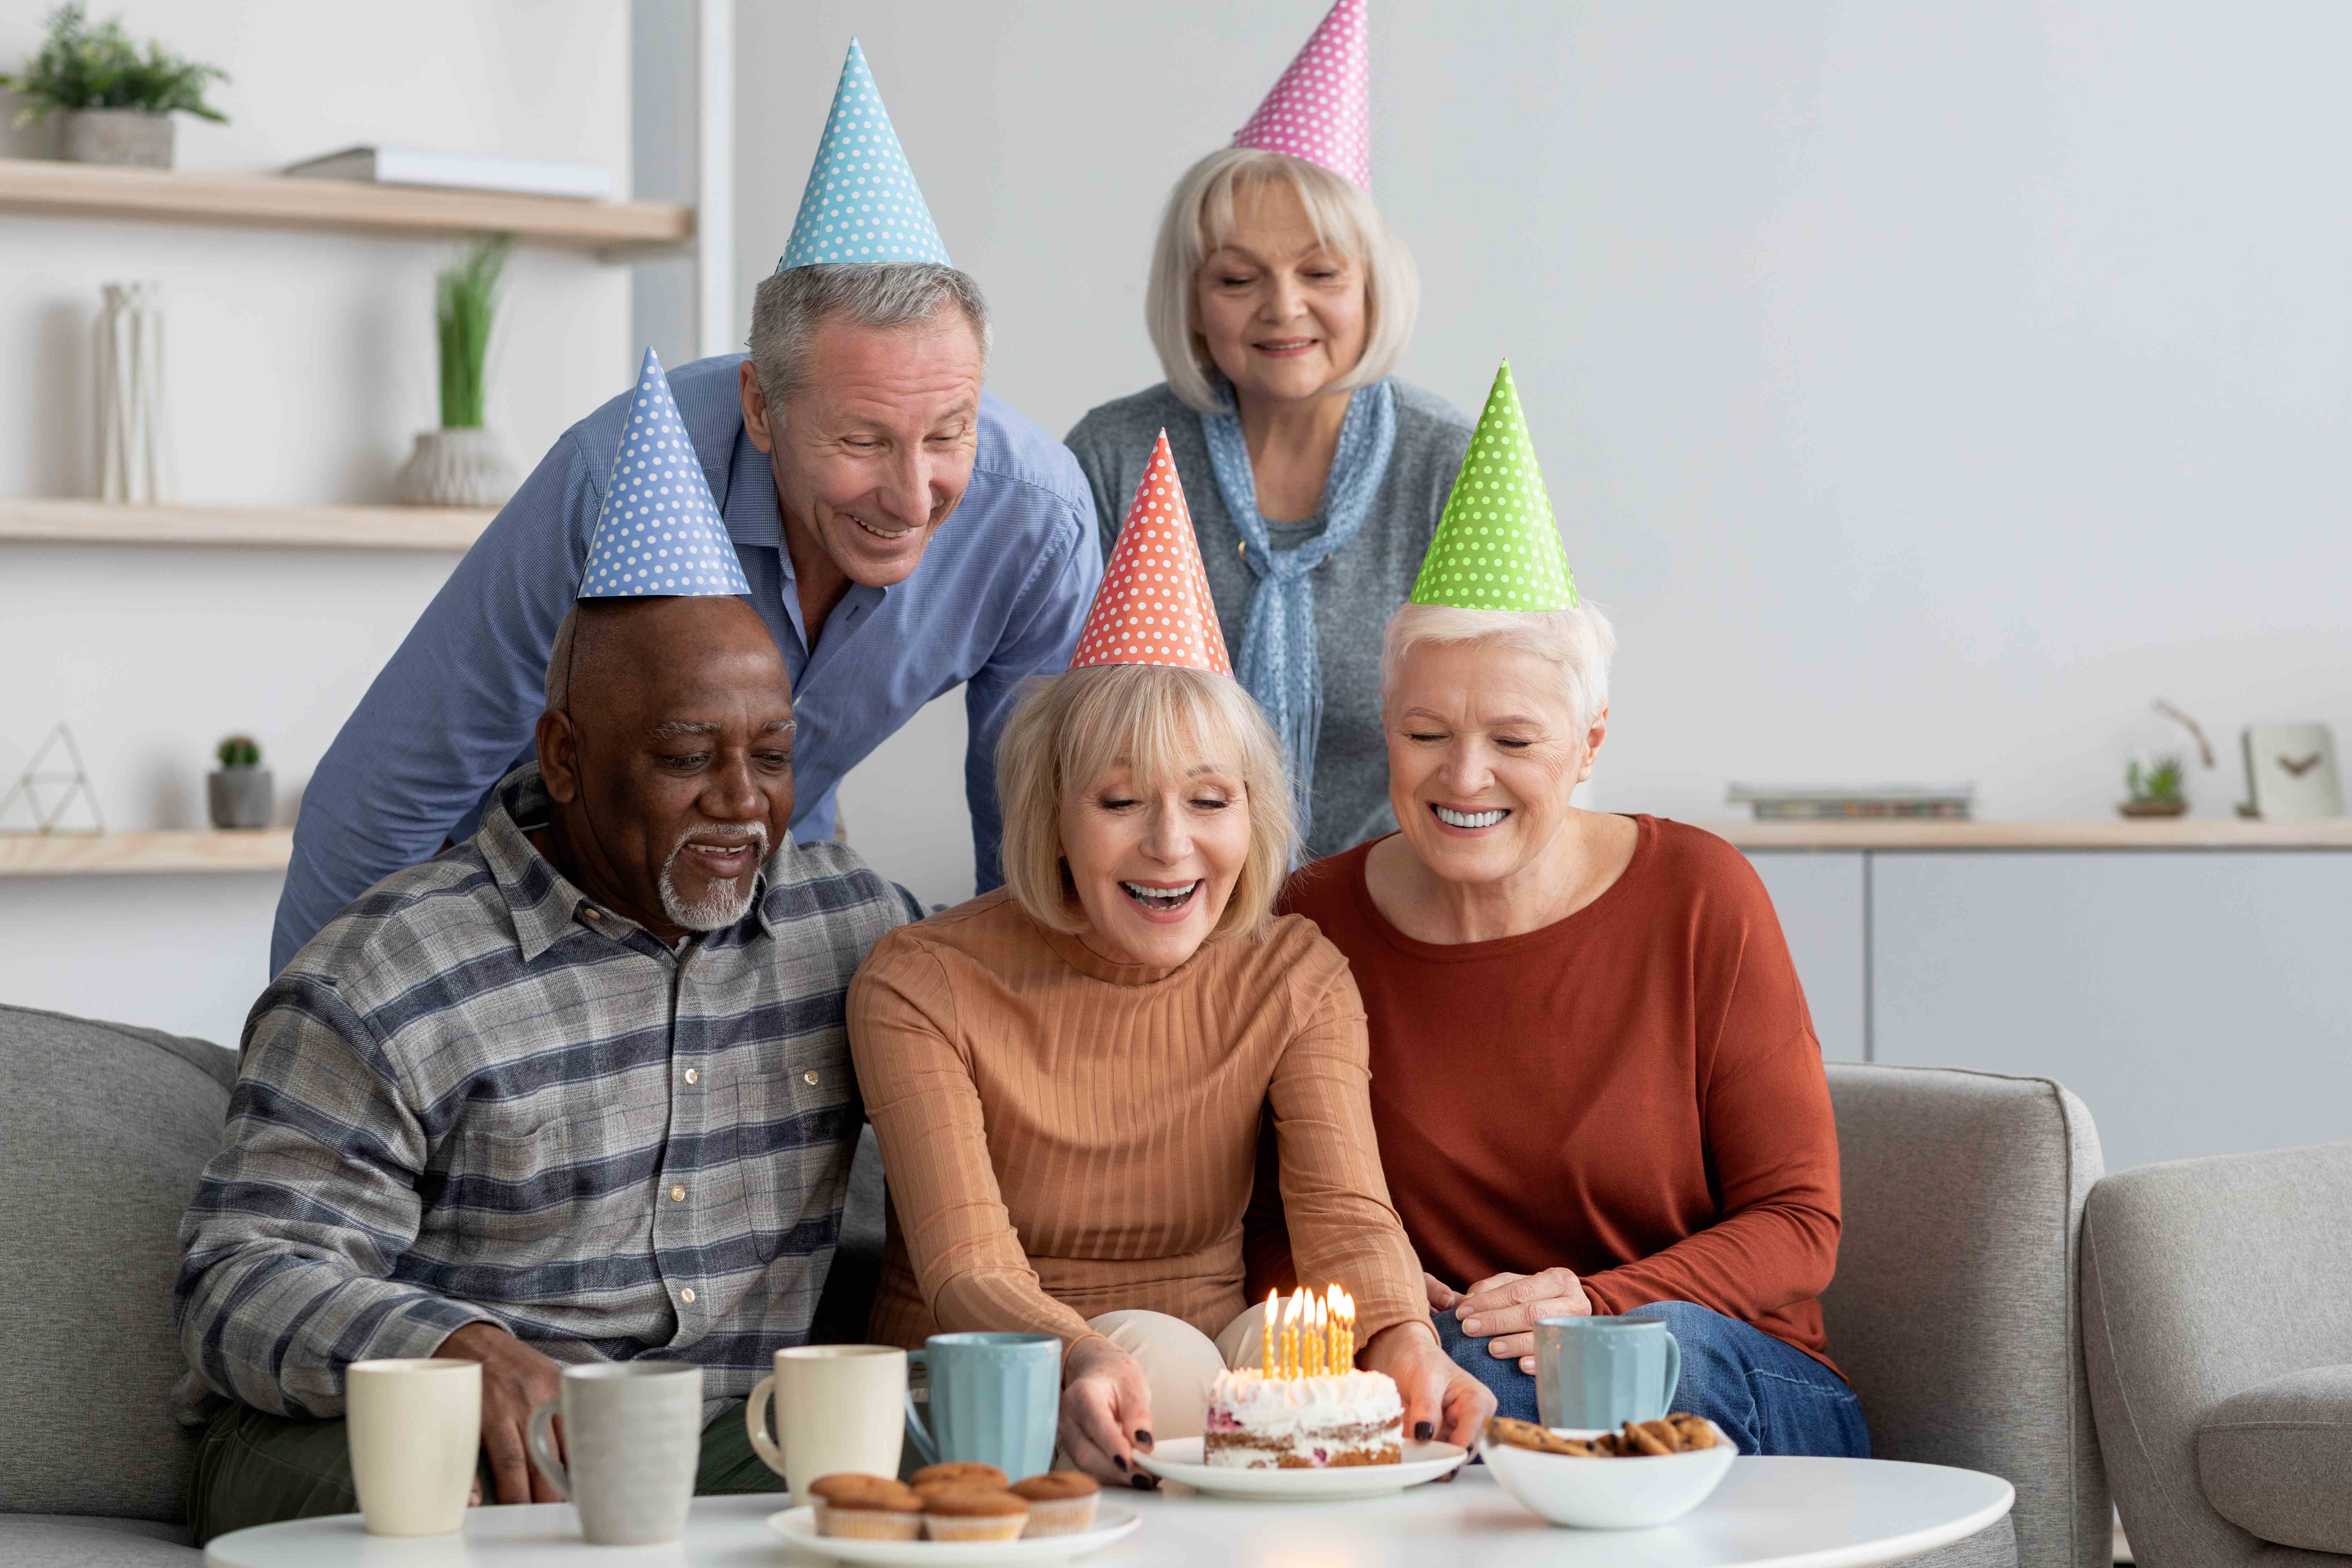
658,823,768,931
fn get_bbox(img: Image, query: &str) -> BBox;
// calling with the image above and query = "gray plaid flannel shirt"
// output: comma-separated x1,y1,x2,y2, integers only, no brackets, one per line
175,764,915,1422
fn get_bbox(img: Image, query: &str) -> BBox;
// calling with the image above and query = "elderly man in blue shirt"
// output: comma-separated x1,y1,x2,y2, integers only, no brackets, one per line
273,42,1099,970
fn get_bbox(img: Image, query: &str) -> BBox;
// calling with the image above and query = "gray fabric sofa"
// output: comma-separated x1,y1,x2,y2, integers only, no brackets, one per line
0,1007,2103,1565
2082,1141,2352,1567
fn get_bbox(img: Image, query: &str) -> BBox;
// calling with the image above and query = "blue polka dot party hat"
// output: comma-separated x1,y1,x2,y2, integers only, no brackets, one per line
777,38,951,270
579,349,752,600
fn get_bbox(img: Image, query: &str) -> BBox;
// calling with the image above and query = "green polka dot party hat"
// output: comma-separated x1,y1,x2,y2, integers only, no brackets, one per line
1408,360,1579,611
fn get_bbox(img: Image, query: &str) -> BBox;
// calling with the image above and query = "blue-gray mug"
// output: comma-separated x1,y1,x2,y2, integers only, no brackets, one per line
902,1332,1059,1481
1536,1316,1682,1429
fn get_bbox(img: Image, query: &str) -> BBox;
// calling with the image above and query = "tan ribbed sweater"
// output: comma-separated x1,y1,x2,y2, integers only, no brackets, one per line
848,889,1425,1352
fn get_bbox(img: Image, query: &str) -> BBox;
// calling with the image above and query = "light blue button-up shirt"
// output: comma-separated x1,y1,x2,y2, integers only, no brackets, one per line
272,353,1101,973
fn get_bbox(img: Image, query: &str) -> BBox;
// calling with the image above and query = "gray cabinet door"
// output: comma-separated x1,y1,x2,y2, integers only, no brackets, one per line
1745,852,1867,1063
1870,852,2352,1172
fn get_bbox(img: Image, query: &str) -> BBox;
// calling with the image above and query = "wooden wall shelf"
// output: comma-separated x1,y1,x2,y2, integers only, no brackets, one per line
1709,818,2352,851
0,499,493,551
0,156,691,255
0,829,293,877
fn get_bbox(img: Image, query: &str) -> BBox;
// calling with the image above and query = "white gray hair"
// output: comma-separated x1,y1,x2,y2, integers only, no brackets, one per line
1379,602,1618,734
1145,148,1419,414
746,263,993,408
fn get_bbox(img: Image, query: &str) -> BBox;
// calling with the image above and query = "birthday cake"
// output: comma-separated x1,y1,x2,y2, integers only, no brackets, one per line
1203,1367,1404,1469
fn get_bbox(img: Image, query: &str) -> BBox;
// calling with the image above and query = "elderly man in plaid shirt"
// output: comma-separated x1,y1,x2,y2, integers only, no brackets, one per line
174,595,918,1543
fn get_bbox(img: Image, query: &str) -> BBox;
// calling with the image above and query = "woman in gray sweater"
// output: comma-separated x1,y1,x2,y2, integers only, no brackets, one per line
1066,145,1471,863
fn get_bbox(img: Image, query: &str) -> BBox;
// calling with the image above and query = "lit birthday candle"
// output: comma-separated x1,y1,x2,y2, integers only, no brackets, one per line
1282,1290,1301,1380
1262,1290,1278,1380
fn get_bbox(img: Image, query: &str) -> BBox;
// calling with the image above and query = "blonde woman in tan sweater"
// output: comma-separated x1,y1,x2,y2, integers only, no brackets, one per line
848,659,1493,1487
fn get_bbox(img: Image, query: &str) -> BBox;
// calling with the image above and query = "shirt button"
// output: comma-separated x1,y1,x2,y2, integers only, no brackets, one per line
803,1069,820,1086
684,1068,699,1085
670,1184,686,1202
680,1287,697,1305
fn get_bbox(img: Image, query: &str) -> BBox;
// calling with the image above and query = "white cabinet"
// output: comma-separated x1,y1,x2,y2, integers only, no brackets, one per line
1746,852,1866,1063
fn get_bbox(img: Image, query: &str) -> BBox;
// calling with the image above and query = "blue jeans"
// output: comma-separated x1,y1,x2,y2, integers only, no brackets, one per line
1436,1299,1870,1458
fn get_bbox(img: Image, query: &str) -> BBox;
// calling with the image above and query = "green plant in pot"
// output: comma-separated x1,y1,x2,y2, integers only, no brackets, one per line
0,3,228,169
395,236,521,508
2120,754,2188,819
208,734,272,831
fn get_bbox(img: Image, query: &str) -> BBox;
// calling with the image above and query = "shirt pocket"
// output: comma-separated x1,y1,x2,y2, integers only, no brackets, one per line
729,1039,860,1242
438,1116,579,1259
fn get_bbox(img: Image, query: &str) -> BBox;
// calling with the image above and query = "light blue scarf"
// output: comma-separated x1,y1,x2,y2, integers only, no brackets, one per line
1198,377,1397,842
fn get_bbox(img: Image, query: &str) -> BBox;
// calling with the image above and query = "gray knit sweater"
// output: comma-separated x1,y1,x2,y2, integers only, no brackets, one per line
1064,379,1474,862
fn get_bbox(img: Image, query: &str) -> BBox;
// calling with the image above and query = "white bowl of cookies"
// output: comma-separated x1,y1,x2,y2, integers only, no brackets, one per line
1480,1415,1735,1529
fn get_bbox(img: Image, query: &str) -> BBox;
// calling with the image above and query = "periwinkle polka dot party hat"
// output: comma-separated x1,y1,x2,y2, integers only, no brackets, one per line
1231,0,1372,189
1071,431,1233,674
579,349,752,601
1408,361,1580,611
777,38,951,271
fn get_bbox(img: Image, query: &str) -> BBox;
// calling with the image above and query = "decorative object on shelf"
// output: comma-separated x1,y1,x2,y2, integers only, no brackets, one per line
2240,723,2343,821
206,734,272,830
1726,783,1976,821
286,144,615,201
0,3,228,168
395,235,519,508
95,279,172,501
0,723,103,834
2118,699,2214,819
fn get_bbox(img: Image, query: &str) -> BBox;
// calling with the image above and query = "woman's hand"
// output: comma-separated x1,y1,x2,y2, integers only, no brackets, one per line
1455,1267,1591,1374
1360,1320,1495,1452
1058,1336,1157,1488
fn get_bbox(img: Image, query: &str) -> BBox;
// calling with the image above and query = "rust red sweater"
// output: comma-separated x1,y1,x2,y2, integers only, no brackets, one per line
1251,818,1844,1371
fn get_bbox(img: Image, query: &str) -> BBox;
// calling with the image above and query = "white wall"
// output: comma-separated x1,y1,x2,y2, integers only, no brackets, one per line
0,1,634,1046
738,0,2352,908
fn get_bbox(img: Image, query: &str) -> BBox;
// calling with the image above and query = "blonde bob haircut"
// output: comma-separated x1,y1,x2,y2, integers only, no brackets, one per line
1379,602,1619,736
996,663,1297,942
1146,147,1420,414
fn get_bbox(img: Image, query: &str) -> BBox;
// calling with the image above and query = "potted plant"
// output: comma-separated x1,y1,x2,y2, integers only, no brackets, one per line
394,236,521,508
207,734,272,831
2119,754,2189,819
0,4,228,169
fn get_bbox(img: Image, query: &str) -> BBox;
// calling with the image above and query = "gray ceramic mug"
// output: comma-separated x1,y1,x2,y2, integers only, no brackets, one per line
527,1362,702,1545
1536,1316,1682,1430
902,1332,1060,1481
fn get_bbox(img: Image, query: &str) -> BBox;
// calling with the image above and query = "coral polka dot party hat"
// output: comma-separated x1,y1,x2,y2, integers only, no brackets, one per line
778,38,951,270
1408,360,1580,611
579,349,752,600
1231,0,1372,189
1071,432,1233,673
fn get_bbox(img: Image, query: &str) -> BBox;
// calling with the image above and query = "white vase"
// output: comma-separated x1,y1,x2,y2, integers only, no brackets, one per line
95,282,173,503
394,428,519,508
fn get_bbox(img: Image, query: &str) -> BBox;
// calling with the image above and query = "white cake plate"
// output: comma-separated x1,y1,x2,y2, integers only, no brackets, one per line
765,1503,1140,1564
1133,1436,1468,1500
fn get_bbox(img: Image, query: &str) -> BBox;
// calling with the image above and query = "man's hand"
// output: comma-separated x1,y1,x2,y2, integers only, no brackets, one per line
437,1322,566,1504
1359,1320,1495,1455
1058,1336,1157,1489
1454,1268,1591,1373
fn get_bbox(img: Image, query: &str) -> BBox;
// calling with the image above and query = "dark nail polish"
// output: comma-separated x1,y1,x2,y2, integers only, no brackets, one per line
1414,1421,1434,1442
1131,1473,1155,1491
1135,1430,1153,1449
1112,1454,1127,1472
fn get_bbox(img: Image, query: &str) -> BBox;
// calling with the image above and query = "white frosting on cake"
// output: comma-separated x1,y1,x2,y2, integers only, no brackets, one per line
1204,1369,1404,1466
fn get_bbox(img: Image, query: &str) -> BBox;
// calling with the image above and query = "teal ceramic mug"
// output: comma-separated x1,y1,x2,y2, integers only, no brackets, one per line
1536,1316,1682,1429
902,1332,1060,1481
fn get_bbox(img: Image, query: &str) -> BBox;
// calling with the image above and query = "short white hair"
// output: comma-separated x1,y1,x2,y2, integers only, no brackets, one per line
1145,147,1419,414
1379,602,1618,734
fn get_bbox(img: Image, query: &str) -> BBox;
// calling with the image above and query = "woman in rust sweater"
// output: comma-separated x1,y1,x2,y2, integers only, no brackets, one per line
1249,599,1870,1458
849,658,1492,1486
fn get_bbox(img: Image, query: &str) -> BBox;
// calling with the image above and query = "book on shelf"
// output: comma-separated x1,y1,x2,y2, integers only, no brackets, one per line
284,145,615,201
1726,783,1977,821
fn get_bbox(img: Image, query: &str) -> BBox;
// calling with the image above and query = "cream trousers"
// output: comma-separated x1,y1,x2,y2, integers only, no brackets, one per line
1083,1307,1271,1441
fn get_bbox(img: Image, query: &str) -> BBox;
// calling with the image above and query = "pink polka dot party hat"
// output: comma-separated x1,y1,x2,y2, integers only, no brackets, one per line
1231,0,1372,189
1071,431,1233,673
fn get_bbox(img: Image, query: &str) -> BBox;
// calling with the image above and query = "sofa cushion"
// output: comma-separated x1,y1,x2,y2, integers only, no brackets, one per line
0,1514,197,1565
0,1006,236,1522
2196,1365,2352,1553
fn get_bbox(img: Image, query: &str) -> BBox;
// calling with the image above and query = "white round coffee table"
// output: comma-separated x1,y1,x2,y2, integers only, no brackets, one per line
205,1458,2011,1567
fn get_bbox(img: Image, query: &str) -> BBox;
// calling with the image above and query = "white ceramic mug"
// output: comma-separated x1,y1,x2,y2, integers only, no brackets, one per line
746,1344,907,1489
527,1362,703,1546
344,1358,481,1537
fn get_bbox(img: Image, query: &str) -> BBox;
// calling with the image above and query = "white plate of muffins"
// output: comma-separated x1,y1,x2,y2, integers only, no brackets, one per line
768,1464,1138,1564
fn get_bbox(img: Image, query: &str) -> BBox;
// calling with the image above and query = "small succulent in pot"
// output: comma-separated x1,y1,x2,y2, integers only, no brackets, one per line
0,4,230,168
208,734,272,830
2120,754,2189,819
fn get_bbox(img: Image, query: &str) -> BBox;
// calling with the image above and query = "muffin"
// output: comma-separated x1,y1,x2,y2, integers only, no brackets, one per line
807,1474,923,1541
1010,1471,1101,1537
920,1487,1031,1543
911,1461,1009,1491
